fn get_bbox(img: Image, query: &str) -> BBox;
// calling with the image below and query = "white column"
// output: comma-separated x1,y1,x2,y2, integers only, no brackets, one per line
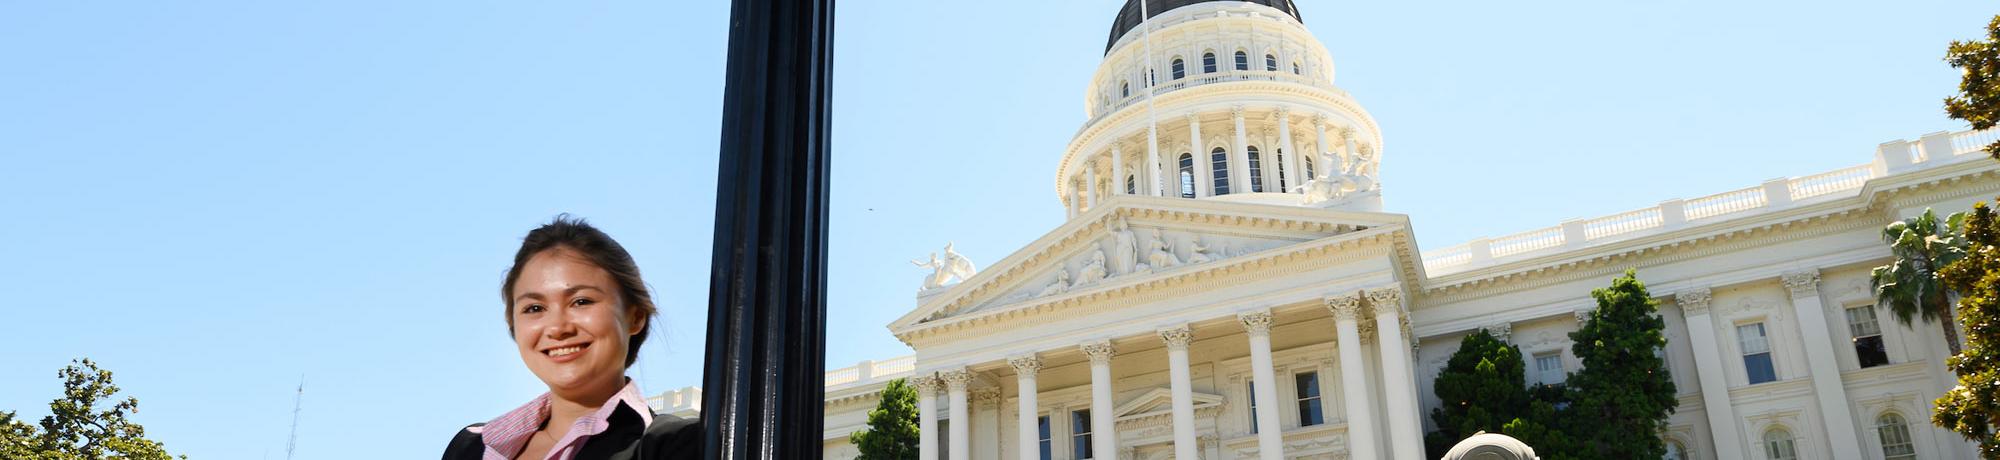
1327,294,1378,460
1240,310,1286,460
1009,355,1042,460
943,369,972,460
1678,288,1745,460
1275,107,1297,193
974,389,1001,460
1783,270,1865,460
1189,113,1209,197
1230,105,1250,193
1368,287,1424,459
1084,162,1098,210
915,375,942,460
1111,145,1126,196
1081,341,1119,460
1312,114,1331,181
1065,179,1078,219
1160,325,1199,460
1147,124,1163,196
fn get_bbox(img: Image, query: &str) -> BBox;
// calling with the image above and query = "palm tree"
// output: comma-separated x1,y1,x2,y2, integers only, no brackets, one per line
1870,208,1971,355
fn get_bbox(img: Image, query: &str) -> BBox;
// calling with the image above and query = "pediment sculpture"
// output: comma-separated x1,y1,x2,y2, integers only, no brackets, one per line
912,242,977,291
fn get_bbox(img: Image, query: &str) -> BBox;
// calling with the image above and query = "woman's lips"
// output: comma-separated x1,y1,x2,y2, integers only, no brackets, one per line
544,342,591,363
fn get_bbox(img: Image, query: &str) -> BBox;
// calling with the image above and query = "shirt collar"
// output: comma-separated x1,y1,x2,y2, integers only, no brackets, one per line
480,379,653,459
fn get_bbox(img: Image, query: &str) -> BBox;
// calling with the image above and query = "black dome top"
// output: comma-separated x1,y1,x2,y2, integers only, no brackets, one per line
1106,0,1302,54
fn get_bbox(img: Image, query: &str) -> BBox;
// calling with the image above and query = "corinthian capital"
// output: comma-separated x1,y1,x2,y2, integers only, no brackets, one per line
1008,354,1042,378
939,369,972,391
1237,310,1274,336
1676,287,1713,317
1782,269,1821,298
1365,287,1403,313
1326,293,1364,321
1230,105,1246,118
1080,340,1115,365
911,374,942,394
1159,325,1194,351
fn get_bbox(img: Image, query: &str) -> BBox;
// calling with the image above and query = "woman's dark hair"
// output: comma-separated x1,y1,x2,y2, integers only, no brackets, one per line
501,214,656,368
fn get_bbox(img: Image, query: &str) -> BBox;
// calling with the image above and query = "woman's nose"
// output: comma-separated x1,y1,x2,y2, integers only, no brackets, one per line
544,318,578,340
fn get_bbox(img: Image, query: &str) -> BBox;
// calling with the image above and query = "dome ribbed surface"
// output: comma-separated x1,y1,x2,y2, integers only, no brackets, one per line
1106,0,1302,54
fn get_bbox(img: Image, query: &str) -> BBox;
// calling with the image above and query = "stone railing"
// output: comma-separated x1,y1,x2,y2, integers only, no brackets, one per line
824,355,917,390
1421,127,1997,276
1087,70,1343,126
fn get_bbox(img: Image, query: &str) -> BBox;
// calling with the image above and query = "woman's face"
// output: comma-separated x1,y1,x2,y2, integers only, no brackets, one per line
510,247,644,398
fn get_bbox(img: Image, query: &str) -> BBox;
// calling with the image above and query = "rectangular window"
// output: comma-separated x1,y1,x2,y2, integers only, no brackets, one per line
1037,415,1051,460
1739,322,1776,384
1246,381,1258,434
1534,352,1564,386
940,419,951,460
1295,371,1324,426
1847,306,1889,368
1071,410,1092,459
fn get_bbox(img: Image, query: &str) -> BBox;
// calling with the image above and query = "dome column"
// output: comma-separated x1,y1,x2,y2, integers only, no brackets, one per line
1085,161,1099,210
1231,105,1251,193
1189,113,1210,197
1312,114,1331,181
1111,145,1126,196
1146,124,1162,196
1276,107,1298,193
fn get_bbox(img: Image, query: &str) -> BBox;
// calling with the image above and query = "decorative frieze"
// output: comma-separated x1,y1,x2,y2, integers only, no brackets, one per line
1081,340,1116,365
1008,355,1042,378
1781,269,1821,299
1160,325,1195,351
1676,287,1713,317
1237,310,1275,336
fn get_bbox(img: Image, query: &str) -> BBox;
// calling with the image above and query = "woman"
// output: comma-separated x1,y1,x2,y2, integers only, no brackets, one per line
444,216,699,460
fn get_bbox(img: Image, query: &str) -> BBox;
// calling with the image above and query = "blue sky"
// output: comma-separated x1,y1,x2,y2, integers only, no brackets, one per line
0,1,1989,458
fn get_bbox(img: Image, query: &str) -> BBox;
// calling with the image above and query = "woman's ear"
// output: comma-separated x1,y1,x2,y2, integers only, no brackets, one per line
627,308,648,337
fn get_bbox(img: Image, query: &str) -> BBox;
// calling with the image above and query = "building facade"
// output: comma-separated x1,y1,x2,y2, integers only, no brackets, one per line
657,1,2000,458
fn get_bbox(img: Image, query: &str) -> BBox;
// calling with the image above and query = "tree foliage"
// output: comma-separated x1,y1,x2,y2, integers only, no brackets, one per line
0,358,184,460
1425,330,1529,454
1563,269,1677,460
1872,208,1972,355
1935,199,2000,458
849,377,919,460
1947,15,2000,160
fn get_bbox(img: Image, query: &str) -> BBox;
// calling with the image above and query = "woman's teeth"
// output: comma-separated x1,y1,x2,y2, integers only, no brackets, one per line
549,345,584,357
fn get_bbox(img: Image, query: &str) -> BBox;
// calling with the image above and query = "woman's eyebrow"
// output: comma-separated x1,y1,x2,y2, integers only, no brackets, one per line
563,285,606,296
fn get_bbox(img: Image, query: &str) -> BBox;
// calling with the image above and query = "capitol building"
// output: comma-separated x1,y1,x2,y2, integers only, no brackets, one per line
656,1,1997,458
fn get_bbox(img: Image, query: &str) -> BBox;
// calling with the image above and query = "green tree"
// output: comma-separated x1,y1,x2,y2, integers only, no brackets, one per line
0,359,184,460
1871,208,1972,355
1422,330,1569,459
849,377,919,460
1935,199,2000,458
1563,270,1677,460
1947,15,2000,160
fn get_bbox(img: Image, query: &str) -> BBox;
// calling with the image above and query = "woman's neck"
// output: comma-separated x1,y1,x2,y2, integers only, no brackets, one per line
544,378,625,434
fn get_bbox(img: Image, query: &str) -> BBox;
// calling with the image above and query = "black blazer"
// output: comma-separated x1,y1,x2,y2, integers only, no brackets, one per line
441,405,701,460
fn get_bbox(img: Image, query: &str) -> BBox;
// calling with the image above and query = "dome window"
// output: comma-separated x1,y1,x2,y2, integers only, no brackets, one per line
1177,153,1196,198
1292,61,1302,75
1120,81,1129,98
1171,58,1186,80
1264,54,1277,72
1210,147,1231,195
1233,51,1249,71
1247,146,1264,192
1202,52,1218,73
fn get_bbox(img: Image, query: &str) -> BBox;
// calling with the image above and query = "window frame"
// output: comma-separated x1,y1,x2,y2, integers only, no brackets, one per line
1764,427,1798,460
1737,321,1777,384
1264,53,1277,71
1170,57,1186,80
1294,371,1324,427
1202,52,1218,73
1233,50,1248,71
1070,409,1093,459
1877,412,1916,460
1246,146,1264,192
1210,147,1231,195
1846,305,1889,368
1177,153,1195,198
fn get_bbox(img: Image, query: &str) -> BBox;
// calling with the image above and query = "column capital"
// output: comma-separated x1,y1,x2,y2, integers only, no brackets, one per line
1081,340,1116,365
1186,112,1201,123
1365,287,1403,313
1007,354,1042,378
1312,112,1328,125
940,369,972,391
1676,287,1714,316
1326,293,1364,321
1479,322,1512,341
1237,310,1275,336
912,374,943,394
1336,125,1357,142
1275,106,1291,117
972,388,1002,409
1159,325,1194,351
1782,269,1821,298
1230,105,1246,118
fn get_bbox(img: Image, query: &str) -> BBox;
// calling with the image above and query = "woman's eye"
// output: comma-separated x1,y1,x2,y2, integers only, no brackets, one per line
572,298,595,307
522,304,545,314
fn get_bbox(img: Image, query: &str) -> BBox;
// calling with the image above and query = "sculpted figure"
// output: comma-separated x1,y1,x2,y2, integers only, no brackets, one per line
1076,249,1109,285
1186,237,1214,264
1037,269,1071,298
911,242,977,290
1110,216,1139,274
1146,229,1182,270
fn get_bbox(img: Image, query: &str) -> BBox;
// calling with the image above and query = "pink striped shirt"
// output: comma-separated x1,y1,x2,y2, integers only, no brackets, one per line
470,380,654,460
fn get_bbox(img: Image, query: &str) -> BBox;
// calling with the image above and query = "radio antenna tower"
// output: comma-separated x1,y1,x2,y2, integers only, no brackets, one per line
286,376,304,460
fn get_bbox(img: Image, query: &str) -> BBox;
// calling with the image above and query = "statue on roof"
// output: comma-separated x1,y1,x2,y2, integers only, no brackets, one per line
912,242,978,291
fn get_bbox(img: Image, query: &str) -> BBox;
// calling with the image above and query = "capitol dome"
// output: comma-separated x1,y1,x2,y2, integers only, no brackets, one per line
1105,0,1303,53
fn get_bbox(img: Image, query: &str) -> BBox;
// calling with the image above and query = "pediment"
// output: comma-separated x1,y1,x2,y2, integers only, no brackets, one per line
1112,387,1225,422
890,195,1413,333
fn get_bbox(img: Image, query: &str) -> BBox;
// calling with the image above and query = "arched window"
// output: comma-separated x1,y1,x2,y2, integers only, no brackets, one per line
1210,147,1231,195
1246,146,1264,192
1177,153,1195,198
1878,413,1916,460
1147,68,1156,86
1275,149,1287,191
1292,61,1302,75
1663,440,1686,460
1171,58,1186,80
1125,175,1137,195
1202,52,1217,73
1233,51,1249,71
1120,81,1129,98
1264,54,1277,71
1763,428,1797,460
1303,156,1315,182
